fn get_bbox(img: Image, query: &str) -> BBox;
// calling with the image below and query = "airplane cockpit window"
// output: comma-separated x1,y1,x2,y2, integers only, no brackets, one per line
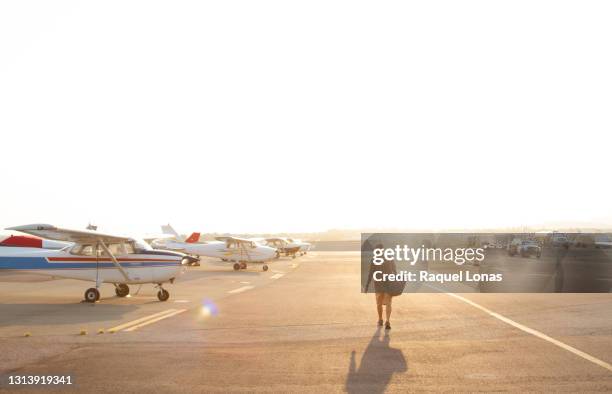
103,242,136,256
124,242,135,254
106,243,123,255
133,239,151,252
70,244,95,256
72,242,138,257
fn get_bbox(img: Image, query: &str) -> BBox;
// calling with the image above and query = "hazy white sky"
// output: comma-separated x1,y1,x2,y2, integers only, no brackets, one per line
1,1,611,234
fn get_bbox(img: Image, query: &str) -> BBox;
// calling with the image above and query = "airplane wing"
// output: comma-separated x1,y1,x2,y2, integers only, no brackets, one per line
6,224,130,244
215,236,253,244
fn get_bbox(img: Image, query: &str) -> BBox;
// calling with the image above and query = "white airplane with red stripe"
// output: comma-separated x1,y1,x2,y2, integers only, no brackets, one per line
153,225,278,271
0,224,189,303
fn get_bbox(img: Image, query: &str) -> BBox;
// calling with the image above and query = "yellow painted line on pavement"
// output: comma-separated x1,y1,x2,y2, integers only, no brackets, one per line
444,291,612,373
108,309,179,332
124,309,187,332
228,285,254,294
270,273,284,280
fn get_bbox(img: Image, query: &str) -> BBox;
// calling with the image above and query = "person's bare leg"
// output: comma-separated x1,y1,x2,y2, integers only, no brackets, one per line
385,296,392,329
376,293,383,322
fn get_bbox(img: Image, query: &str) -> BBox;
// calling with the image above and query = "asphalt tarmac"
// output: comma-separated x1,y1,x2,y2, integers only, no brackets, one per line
0,252,611,392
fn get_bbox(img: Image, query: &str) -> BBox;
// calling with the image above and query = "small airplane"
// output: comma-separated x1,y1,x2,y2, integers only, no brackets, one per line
255,237,311,258
291,238,311,255
254,238,301,258
154,225,278,271
0,224,189,302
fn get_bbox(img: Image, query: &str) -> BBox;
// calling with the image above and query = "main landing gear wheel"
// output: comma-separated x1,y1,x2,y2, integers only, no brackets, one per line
240,262,247,269
84,288,100,303
262,264,269,272
115,284,130,297
233,263,241,271
157,289,170,302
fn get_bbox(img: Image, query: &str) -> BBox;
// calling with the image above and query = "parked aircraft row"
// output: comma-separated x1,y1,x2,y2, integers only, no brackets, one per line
154,225,312,270
0,224,312,303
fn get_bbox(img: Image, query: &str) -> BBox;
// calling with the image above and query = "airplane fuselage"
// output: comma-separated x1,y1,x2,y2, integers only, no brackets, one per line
161,240,277,263
0,246,184,284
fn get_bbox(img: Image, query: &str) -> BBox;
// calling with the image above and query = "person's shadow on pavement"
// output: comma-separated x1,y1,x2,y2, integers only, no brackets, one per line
346,328,407,394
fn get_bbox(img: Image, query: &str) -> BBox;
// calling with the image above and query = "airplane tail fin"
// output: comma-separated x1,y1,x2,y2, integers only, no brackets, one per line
161,224,184,242
185,232,201,243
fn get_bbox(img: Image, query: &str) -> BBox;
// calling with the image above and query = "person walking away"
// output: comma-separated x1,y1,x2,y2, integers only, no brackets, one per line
364,245,399,330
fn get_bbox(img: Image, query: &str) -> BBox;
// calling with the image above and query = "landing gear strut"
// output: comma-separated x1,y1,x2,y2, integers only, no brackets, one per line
115,284,130,297
84,288,100,303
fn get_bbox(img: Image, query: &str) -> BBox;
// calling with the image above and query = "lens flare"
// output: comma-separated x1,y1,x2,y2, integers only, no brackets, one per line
200,299,218,319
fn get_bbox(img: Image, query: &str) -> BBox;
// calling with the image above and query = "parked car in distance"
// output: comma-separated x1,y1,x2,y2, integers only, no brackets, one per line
573,234,612,249
508,238,542,258
551,233,570,248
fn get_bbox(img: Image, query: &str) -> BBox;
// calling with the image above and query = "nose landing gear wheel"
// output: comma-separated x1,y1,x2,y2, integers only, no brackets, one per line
240,262,247,269
84,288,100,303
233,263,241,271
262,264,269,271
115,284,130,297
157,289,170,302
